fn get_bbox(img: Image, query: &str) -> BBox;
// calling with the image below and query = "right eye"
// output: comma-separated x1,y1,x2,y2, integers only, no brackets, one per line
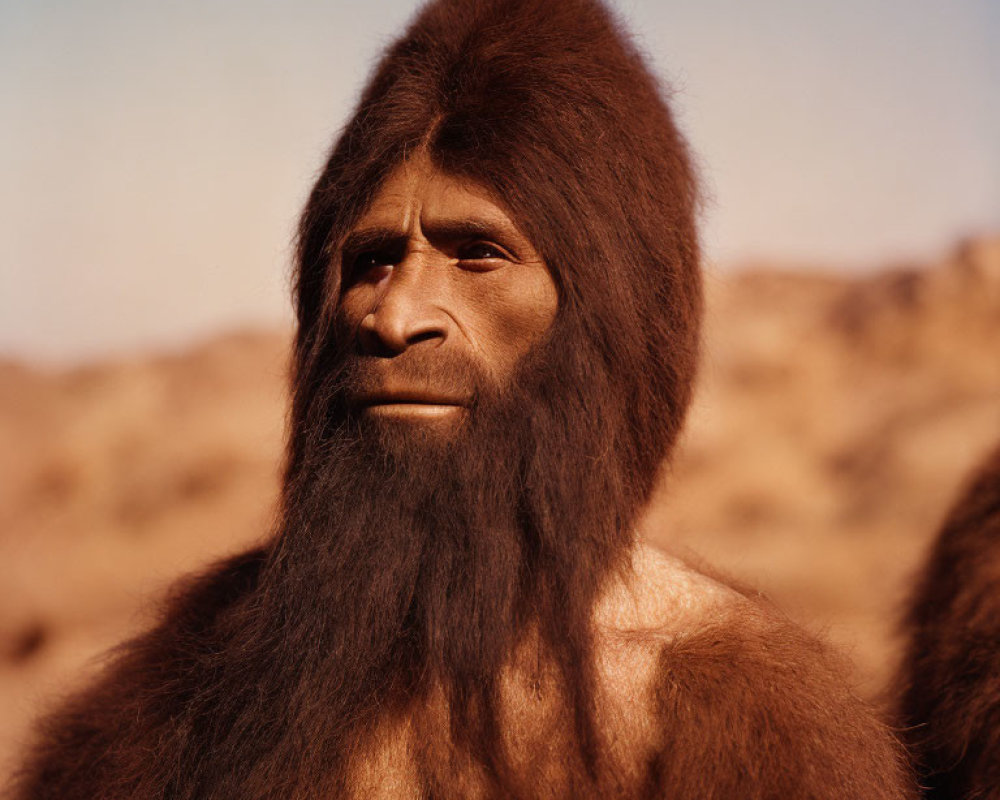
344,251,394,284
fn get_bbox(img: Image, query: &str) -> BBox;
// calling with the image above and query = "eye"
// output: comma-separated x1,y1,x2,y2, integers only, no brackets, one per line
354,251,392,270
344,250,395,284
458,242,508,261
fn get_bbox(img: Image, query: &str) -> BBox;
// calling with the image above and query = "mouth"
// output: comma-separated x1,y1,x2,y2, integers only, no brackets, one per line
354,391,469,419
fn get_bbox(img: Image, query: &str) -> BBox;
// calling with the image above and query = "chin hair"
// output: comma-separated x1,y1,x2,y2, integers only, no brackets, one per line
249,320,640,789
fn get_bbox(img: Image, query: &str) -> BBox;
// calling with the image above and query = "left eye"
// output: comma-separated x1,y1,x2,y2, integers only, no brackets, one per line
459,242,505,261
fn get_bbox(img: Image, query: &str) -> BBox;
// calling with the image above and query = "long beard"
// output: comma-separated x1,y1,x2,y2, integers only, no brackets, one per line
193,318,642,796
278,355,535,717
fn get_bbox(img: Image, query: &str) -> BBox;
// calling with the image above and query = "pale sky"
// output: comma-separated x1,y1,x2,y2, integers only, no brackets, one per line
2,0,998,364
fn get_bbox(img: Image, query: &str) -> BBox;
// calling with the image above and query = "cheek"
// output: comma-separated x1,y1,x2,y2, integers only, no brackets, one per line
338,285,376,327
469,274,558,374
506,279,559,342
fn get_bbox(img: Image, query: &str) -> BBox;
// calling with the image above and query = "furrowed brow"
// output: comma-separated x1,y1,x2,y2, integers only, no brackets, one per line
339,227,407,257
422,219,526,256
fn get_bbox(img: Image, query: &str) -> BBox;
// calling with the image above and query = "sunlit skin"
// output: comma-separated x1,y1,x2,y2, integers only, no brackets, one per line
337,151,558,422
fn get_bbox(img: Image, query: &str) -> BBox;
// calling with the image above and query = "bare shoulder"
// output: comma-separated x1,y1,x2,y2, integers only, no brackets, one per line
592,544,756,718
594,542,745,637
592,544,757,747
593,544,915,799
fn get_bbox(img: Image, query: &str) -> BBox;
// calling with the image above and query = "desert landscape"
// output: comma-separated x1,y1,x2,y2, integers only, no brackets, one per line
1,235,998,776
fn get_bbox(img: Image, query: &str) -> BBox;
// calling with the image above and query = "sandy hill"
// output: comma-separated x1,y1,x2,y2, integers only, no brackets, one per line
1,236,998,774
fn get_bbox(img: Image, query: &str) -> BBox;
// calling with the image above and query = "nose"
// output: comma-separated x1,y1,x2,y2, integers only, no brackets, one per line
356,257,448,356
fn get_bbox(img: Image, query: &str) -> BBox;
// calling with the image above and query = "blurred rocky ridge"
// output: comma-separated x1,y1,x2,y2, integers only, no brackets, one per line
1,236,998,772
649,235,1000,691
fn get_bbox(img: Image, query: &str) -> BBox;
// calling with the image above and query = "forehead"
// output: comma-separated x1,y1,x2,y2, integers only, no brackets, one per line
350,152,535,247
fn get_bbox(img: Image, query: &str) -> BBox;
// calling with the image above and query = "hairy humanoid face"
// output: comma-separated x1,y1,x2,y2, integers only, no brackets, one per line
265,0,702,778
262,148,644,786
335,152,558,430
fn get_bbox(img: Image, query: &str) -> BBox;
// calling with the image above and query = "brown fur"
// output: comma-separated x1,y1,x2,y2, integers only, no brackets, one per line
8,1,914,797
645,615,910,799
896,443,1000,799
286,0,703,783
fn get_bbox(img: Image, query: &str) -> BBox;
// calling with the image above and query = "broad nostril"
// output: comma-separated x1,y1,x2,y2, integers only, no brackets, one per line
357,316,446,356
406,330,441,347
362,326,443,356
357,316,405,357
365,332,406,358
357,306,447,356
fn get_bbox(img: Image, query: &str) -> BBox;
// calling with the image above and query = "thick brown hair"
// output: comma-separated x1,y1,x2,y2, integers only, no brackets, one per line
281,0,702,785
290,0,702,492
895,443,1000,798
9,2,704,798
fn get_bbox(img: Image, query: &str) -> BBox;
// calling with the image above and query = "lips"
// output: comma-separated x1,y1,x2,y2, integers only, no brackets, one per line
353,388,469,409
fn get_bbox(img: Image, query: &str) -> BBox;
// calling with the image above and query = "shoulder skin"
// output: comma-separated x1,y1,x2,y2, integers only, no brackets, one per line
591,542,916,800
